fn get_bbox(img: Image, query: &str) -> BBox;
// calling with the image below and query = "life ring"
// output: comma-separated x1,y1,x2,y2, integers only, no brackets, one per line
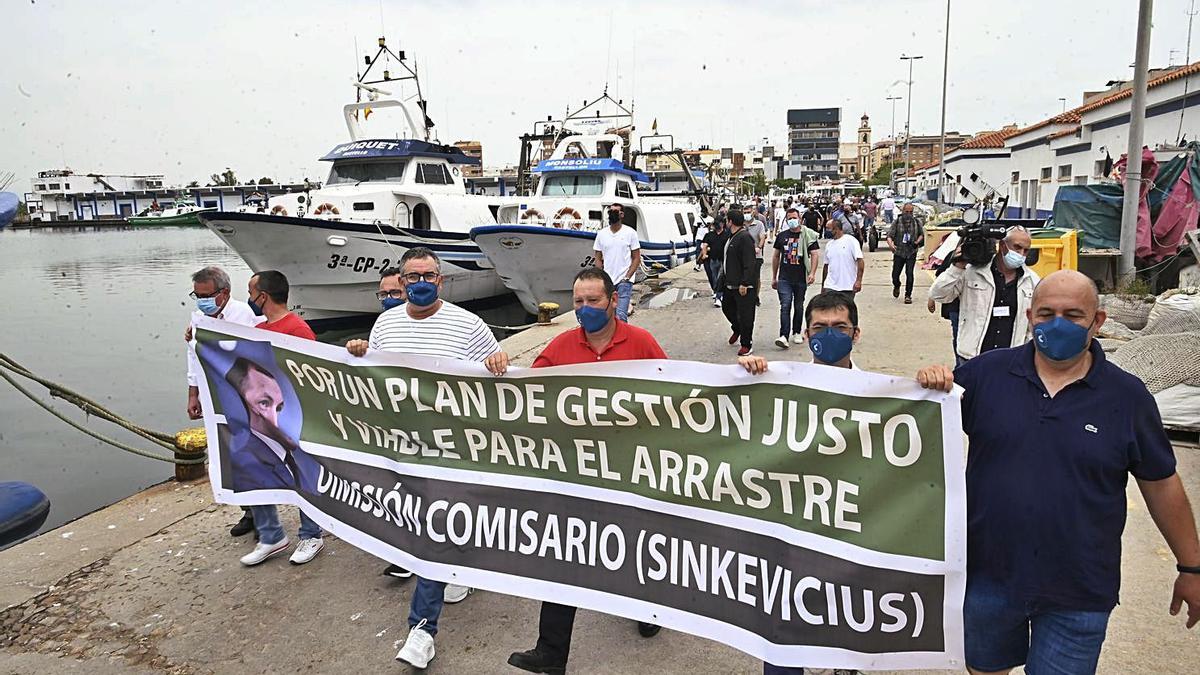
313,203,341,216
553,207,583,230
270,205,288,217
519,208,544,224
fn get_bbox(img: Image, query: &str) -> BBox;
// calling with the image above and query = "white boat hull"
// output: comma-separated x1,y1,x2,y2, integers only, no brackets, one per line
200,212,509,323
470,225,699,316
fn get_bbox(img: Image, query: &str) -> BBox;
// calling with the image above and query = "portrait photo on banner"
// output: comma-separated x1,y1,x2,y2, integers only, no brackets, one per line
197,337,322,495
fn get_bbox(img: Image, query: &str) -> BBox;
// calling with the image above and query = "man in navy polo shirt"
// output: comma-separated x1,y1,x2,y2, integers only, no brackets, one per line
919,270,1200,674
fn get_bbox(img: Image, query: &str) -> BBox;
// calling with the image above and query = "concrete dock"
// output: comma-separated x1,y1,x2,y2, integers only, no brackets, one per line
1,250,1196,674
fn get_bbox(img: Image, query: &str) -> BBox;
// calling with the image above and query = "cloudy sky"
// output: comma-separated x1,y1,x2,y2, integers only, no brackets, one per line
3,0,1196,188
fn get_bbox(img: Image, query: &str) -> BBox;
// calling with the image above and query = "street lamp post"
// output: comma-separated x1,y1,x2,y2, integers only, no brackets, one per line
900,54,924,197
887,95,902,190
937,0,951,205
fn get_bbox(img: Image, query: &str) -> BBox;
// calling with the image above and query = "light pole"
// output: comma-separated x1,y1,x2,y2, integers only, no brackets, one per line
937,0,951,205
887,95,902,189
900,54,924,197
1120,0,1154,283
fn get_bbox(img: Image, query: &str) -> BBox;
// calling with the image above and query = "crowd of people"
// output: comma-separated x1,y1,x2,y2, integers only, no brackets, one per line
183,201,1199,673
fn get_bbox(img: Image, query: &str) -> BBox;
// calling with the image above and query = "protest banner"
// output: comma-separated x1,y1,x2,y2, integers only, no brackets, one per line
193,316,966,670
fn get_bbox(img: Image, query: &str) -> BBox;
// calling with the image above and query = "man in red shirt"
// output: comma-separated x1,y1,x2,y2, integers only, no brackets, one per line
508,267,665,674
237,270,325,567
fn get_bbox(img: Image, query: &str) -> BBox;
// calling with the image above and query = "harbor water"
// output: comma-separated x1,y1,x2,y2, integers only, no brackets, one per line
0,226,528,546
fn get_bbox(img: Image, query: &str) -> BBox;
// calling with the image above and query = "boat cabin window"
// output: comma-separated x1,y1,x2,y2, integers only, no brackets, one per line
352,202,375,211
674,213,687,236
542,174,604,197
415,163,453,185
327,160,408,185
615,180,634,199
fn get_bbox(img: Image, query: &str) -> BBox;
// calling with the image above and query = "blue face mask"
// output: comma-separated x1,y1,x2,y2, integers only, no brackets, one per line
808,327,854,364
196,297,220,316
1033,316,1091,361
405,281,439,307
1003,249,1027,269
575,304,611,333
381,297,405,311
787,218,800,230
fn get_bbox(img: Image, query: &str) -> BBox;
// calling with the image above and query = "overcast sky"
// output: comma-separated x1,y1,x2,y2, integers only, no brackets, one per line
3,0,1197,188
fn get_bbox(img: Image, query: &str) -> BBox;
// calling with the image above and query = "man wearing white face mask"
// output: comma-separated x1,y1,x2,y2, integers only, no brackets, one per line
770,207,821,349
928,226,1040,361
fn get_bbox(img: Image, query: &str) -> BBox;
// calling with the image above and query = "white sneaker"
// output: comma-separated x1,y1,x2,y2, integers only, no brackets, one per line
240,537,290,566
288,537,324,565
793,334,805,345
443,583,471,604
396,619,435,668
713,298,722,307
774,336,789,349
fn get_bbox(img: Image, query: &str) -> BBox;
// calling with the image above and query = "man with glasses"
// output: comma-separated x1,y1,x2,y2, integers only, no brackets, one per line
185,265,263,538
592,203,641,321
345,249,510,670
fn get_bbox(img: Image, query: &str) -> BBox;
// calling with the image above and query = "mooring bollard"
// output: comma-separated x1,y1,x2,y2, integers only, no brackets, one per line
537,302,560,325
172,428,208,482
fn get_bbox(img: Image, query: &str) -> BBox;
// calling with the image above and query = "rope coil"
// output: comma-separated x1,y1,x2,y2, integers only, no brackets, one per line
0,353,206,465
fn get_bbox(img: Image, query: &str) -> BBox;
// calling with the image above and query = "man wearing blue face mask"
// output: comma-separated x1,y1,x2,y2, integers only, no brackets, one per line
928,226,1039,361
771,207,821,349
509,266,666,675
917,270,1200,675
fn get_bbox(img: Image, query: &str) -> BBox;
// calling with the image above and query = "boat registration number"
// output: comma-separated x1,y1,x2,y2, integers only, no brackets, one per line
327,254,392,273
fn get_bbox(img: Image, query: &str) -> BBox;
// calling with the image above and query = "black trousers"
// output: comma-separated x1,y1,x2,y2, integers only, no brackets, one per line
536,601,576,663
722,285,758,348
891,254,917,298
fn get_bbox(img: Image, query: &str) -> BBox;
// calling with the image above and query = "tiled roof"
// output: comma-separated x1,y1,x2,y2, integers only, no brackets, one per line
1016,110,1083,137
1047,125,1082,140
957,126,1023,149
1075,59,1200,115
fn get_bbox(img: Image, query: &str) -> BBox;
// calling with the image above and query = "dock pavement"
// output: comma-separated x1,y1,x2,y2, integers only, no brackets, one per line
1,250,1196,674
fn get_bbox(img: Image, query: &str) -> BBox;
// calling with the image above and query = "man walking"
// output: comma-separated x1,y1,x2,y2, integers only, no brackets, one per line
887,202,925,304
593,203,641,321
881,193,896,225
235,270,326,568
917,270,1200,674
771,207,820,348
700,216,730,307
722,208,759,356
928,226,1039,361
744,204,767,301
508,267,666,675
345,249,510,670
185,265,263,537
821,214,864,296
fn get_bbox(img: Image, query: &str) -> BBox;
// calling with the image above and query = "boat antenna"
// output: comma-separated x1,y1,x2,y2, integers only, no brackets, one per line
359,36,434,141
1179,0,1197,144
603,8,614,94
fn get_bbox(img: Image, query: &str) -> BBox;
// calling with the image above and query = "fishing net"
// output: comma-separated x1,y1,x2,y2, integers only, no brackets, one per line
1141,289,1200,335
1110,332,1200,394
1100,294,1155,330
1097,320,1139,341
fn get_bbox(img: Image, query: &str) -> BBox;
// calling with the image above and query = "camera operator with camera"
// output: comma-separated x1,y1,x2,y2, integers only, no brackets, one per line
928,225,1040,361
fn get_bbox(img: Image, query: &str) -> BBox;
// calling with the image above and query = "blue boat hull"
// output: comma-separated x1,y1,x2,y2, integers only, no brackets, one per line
0,482,51,547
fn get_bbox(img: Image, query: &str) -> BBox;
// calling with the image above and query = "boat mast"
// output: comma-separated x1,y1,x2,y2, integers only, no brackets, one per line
357,36,433,141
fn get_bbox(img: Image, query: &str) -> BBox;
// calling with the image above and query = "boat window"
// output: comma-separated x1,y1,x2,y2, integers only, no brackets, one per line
49,183,60,190
352,202,375,211
542,174,604,197
615,181,634,199
415,163,453,185
674,213,687,236
326,160,408,185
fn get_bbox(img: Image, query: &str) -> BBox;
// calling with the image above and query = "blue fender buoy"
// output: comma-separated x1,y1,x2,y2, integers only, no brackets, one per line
0,481,51,547
0,192,18,229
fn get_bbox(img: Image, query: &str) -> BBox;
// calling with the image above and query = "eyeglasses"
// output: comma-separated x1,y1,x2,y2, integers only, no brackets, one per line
376,289,405,300
189,288,226,300
401,272,440,284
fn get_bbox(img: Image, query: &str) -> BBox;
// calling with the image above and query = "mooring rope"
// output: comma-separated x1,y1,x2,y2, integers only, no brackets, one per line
0,353,205,465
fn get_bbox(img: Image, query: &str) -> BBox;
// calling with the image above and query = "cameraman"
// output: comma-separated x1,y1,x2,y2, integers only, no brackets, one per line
928,226,1040,361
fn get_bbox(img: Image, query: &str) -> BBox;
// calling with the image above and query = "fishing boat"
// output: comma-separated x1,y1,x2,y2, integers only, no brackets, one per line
197,38,508,325
470,111,707,316
128,202,215,227
0,481,50,548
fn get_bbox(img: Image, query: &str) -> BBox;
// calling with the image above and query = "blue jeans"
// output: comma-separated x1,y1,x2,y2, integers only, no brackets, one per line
704,259,723,299
409,577,446,636
615,280,633,321
762,664,803,674
964,577,1111,674
250,505,321,545
776,278,806,337
948,309,963,366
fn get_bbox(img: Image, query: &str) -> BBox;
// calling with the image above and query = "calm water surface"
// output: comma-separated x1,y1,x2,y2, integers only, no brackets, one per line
0,226,526,544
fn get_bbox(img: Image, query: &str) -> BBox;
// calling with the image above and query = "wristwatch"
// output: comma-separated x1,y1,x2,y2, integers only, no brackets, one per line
1178,563,1200,574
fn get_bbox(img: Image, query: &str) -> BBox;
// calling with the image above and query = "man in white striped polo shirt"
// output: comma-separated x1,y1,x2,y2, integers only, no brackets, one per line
346,246,510,669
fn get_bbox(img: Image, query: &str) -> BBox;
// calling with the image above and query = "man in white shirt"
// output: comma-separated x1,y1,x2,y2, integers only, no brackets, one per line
184,265,263,538
593,203,641,321
345,248,509,670
821,215,865,296
881,195,897,224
